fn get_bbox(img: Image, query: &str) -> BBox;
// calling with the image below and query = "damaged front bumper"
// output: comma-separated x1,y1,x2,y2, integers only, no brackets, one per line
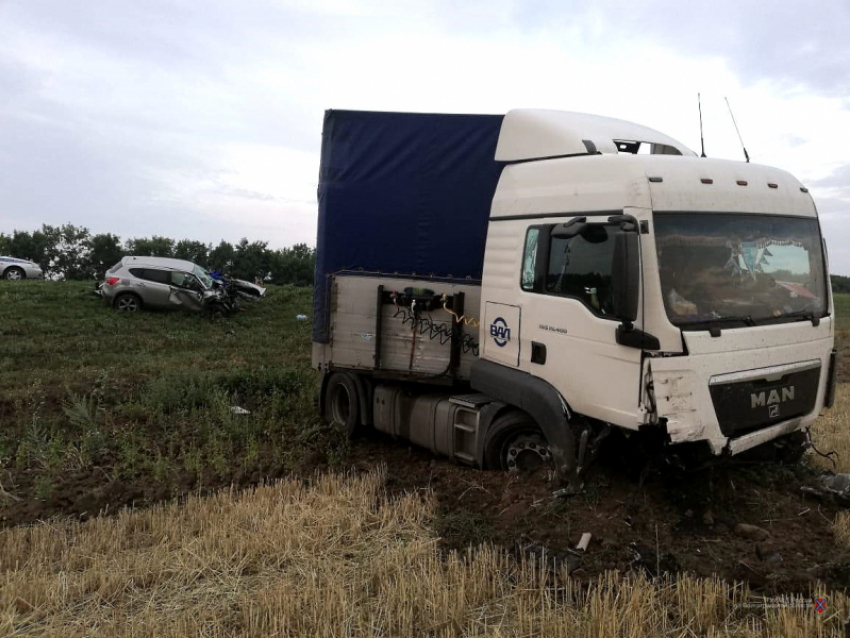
645,329,834,457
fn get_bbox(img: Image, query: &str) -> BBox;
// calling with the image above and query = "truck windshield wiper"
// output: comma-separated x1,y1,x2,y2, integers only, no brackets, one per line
770,310,822,326
684,314,758,329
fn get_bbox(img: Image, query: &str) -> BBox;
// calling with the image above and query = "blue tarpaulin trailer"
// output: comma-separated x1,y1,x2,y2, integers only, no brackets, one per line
313,110,505,343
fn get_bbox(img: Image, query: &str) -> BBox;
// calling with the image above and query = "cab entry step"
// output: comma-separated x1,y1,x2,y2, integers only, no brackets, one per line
449,393,494,408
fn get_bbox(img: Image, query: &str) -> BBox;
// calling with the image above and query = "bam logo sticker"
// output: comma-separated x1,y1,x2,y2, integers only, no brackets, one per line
490,317,511,347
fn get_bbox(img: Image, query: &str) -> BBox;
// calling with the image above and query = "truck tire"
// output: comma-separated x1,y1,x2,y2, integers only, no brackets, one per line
324,372,360,439
484,411,552,471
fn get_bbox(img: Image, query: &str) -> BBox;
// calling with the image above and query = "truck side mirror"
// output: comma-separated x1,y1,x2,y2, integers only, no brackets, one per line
611,231,639,324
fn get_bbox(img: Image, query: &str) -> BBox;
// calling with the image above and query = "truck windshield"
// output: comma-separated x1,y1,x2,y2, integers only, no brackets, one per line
654,213,827,329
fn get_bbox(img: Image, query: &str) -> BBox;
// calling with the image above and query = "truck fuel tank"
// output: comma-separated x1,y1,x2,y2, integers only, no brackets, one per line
372,385,492,465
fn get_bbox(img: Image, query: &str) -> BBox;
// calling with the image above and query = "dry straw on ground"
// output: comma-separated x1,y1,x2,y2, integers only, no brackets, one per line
1,469,847,637
813,385,850,559
835,511,850,550
811,384,850,474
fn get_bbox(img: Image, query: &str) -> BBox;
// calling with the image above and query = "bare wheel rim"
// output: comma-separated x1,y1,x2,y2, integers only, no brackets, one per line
5,269,22,281
504,433,551,471
117,296,138,311
330,384,351,424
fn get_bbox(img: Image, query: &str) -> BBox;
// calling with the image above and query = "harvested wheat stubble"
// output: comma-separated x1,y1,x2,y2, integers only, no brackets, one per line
1,469,847,637
811,390,850,474
835,511,850,549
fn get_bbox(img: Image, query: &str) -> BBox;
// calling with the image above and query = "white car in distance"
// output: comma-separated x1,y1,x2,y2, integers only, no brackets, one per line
0,257,44,281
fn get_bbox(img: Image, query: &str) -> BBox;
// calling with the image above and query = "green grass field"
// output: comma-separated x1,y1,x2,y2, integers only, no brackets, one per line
0,281,342,508
834,292,850,331
2,284,848,509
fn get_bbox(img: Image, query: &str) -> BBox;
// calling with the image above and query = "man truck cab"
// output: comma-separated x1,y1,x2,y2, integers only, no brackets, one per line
313,109,836,487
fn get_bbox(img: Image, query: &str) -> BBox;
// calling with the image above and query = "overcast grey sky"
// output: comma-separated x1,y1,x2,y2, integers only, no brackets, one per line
1,0,849,270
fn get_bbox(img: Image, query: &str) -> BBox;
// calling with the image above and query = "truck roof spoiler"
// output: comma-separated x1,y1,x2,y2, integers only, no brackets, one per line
495,109,696,162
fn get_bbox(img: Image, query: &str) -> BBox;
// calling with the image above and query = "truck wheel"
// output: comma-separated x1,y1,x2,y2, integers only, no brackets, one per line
324,372,360,438
484,411,552,471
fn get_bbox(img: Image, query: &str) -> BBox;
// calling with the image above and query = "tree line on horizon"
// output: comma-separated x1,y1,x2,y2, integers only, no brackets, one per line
4,222,850,294
0,223,315,286
830,273,850,293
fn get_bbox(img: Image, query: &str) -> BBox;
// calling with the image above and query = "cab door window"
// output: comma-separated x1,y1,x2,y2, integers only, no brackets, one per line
521,222,620,317
546,225,616,315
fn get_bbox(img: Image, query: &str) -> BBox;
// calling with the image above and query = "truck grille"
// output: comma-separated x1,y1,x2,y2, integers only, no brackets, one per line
709,364,821,438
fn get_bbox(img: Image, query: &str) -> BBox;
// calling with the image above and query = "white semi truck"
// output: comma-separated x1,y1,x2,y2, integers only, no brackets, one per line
312,109,836,488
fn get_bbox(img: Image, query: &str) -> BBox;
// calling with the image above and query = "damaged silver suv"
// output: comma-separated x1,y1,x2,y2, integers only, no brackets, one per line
98,256,226,313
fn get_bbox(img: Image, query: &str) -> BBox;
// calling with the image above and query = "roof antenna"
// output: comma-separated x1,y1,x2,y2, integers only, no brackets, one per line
698,93,706,158
725,96,750,163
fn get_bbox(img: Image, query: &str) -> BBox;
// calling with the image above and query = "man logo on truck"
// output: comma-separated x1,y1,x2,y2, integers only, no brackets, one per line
751,386,795,409
490,317,511,347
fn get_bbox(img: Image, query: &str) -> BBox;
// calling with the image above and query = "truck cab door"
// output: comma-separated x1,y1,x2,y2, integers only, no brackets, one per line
489,217,645,429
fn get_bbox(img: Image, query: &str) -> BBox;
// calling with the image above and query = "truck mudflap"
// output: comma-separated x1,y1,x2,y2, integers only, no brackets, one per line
470,359,579,490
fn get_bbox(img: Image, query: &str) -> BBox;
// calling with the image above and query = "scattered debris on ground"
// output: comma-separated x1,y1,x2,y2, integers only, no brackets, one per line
801,472,850,507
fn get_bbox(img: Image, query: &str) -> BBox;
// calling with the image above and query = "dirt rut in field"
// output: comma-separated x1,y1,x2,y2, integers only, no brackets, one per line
3,433,849,594
352,434,850,594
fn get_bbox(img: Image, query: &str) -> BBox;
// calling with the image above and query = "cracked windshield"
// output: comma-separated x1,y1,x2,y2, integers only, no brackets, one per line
654,213,827,328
